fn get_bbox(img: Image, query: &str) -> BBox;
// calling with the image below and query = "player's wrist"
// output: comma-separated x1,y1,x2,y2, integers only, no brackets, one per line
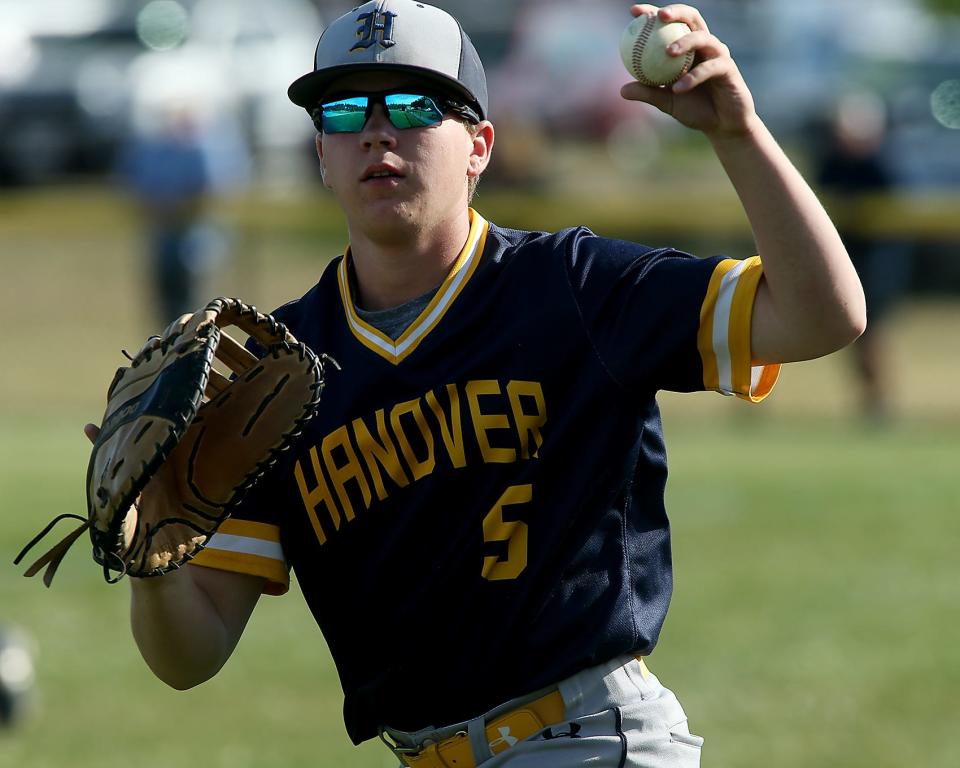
704,112,766,150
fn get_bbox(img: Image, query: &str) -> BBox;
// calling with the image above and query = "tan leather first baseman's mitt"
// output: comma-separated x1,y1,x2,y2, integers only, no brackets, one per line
16,297,331,586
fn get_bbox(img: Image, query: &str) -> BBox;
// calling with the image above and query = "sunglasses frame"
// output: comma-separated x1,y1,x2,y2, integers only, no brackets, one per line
312,90,479,134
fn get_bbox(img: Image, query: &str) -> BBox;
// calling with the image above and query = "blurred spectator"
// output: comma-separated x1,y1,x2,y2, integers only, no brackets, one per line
815,90,912,424
117,104,246,324
0,625,36,729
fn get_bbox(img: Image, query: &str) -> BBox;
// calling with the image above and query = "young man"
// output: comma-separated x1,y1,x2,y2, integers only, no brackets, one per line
111,2,865,766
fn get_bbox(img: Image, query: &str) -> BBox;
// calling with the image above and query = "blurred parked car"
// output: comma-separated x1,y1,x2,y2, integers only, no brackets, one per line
0,1,143,184
0,0,323,186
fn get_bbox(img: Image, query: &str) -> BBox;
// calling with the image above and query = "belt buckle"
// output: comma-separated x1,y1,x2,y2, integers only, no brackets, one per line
378,727,425,757
380,727,472,768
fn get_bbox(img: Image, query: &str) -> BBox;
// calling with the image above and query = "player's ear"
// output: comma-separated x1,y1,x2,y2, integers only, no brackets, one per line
467,120,494,179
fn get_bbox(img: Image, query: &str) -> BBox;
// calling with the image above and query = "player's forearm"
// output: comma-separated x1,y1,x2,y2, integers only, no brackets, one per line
129,568,236,689
709,117,867,361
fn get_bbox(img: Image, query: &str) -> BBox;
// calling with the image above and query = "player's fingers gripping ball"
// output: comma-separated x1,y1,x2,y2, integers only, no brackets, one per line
620,10,694,87
16,297,333,586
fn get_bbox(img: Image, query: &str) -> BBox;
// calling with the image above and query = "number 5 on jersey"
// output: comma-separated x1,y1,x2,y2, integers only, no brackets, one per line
482,484,531,581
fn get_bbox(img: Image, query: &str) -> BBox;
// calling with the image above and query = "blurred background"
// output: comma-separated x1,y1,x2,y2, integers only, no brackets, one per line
1,1,958,766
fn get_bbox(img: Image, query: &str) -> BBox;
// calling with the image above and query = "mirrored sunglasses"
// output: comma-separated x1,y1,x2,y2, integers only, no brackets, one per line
313,91,478,134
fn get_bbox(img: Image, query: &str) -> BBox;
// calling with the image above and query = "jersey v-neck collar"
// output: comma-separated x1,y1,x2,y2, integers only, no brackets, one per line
337,209,489,365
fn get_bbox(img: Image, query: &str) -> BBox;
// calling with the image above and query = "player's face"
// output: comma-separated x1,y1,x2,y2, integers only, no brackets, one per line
316,72,492,241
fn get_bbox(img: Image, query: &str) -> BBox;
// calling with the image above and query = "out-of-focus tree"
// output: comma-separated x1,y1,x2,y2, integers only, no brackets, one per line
919,0,960,14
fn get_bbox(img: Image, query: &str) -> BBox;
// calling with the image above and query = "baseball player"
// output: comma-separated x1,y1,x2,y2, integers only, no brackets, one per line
110,2,865,766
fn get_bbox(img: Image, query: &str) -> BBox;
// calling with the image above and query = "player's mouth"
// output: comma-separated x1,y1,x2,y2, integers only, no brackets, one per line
360,163,405,184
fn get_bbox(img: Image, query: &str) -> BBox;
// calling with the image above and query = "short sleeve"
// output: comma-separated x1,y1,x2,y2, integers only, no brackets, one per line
564,229,778,400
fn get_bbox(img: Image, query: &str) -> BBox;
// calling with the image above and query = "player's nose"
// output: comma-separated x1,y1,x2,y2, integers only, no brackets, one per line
361,104,398,148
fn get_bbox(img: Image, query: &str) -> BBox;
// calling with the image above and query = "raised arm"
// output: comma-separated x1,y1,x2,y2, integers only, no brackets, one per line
621,4,866,364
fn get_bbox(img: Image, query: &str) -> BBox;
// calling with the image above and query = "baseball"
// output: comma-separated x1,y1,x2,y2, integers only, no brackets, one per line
620,13,694,87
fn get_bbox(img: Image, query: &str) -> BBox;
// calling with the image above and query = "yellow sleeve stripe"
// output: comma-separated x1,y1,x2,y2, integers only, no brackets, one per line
190,550,290,596
698,256,780,403
215,518,282,541
189,519,289,595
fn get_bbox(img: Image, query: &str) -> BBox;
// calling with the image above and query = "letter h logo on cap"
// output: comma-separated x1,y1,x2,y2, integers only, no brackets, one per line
351,10,397,50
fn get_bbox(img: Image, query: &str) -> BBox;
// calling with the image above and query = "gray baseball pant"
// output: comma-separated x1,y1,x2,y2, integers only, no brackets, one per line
384,654,703,767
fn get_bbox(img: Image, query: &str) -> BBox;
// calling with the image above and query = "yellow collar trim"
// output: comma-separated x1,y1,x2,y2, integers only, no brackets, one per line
338,209,489,365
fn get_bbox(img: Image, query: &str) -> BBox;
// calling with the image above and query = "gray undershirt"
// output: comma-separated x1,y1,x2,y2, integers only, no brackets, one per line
354,286,440,341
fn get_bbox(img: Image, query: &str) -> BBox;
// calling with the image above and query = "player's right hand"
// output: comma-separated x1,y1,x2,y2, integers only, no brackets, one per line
621,4,759,141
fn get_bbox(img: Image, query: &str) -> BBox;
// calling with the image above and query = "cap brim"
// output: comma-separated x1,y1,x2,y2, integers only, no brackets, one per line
287,63,484,119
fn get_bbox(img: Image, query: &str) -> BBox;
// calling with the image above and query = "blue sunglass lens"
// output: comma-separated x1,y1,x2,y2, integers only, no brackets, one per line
321,96,369,133
383,94,445,129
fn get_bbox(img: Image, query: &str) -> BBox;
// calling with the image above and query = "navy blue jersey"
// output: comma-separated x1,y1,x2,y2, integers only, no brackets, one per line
192,210,778,744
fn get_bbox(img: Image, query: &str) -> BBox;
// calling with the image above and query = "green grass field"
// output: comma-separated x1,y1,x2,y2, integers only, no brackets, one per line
1,187,958,767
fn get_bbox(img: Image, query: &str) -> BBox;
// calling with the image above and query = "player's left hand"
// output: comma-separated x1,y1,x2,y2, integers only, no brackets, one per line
620,4,759,139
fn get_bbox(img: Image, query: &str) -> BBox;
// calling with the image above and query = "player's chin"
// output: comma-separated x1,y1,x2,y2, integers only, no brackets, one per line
359,189,412,212
357,196,420,228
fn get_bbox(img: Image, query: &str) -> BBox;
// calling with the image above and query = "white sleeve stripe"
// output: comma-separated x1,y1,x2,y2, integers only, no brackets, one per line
712,258,749,395
204,533,285,562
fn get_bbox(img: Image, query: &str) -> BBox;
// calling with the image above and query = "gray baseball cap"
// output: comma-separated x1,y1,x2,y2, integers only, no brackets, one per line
288,0,488,120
